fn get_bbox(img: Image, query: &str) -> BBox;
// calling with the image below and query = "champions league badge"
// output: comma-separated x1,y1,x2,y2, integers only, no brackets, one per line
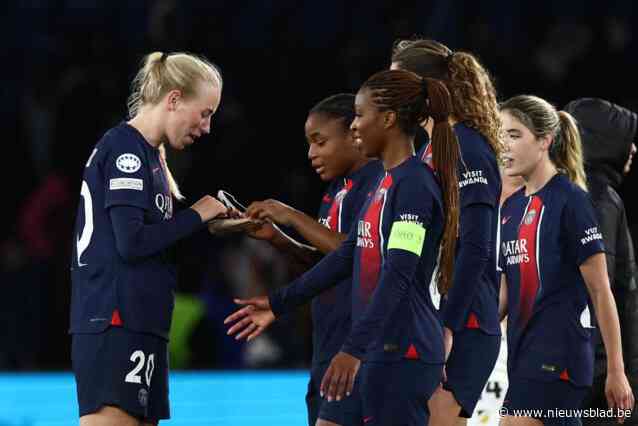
524,209,537,225
116,153,142,174
138,388,149,407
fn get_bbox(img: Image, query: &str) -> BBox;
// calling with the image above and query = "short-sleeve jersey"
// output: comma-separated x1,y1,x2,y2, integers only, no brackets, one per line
418,123,502,334
311,160,382,364
499,174,604,385
346,156,445,364
70,123,177,339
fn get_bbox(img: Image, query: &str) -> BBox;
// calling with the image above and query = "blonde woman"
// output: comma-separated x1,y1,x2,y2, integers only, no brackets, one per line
70,52,227,426
498,95,633,425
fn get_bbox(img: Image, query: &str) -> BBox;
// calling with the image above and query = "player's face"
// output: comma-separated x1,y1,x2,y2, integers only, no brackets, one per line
305,113,359,182
351,89,386,158
500,110,548,179
165,81,221,150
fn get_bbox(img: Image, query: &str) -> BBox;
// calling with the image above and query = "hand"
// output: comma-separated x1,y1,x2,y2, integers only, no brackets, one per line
191,195,228,222
320,352,360,402
246,222,279,241
224,296,275,341
605,370,635,423
246,199,295,226
443,327,453,361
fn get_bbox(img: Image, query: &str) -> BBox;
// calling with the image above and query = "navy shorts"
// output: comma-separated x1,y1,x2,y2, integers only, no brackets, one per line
444,328,501,417
306,362,363,426
72,326,170,422
502,376,589,425
361,360,443,426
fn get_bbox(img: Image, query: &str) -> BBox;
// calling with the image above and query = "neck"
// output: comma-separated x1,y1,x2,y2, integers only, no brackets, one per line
345,157,372,176
523,159,558,196
128,107,166,148
381,134,415,170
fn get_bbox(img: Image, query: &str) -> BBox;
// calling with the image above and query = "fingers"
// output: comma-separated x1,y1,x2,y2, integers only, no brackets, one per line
226,316,255,336
247,326,265,341
320,364,334,398
223,305,253,325
235,322,258,340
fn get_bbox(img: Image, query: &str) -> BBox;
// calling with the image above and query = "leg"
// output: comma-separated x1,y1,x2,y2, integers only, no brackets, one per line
80,405,141,426
428,386,462,426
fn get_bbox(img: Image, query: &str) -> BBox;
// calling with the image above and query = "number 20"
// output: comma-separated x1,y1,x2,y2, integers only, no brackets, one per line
125,350,155,387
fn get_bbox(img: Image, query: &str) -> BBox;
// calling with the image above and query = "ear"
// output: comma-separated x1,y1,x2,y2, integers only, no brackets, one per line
539,134,553,152
383,111,397,129
166,89,182,112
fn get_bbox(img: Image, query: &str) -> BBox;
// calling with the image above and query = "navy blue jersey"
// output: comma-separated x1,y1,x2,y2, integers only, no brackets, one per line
499,174,605,386
418,123,502,334
70,123,202,339
312,160,382,364
270,156,445,364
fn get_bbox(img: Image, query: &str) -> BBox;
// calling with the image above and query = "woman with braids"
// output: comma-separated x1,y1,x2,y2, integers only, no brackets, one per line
390,39,502,424
242,93,382,426
225,69,460,426
498,95,634,424
70,52,228,425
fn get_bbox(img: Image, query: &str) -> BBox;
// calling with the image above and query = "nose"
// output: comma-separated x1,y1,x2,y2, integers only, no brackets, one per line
308,143,317,160
201,116,211,135
350,117,358,132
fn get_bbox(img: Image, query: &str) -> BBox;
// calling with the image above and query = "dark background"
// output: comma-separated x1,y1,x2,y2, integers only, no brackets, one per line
1,0,637,371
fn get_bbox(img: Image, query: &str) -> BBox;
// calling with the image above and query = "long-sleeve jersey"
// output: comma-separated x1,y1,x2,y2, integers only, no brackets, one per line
69,122,204,339
418,123,501,335
499,174,605,386
311,160,382,364
270,156,445,364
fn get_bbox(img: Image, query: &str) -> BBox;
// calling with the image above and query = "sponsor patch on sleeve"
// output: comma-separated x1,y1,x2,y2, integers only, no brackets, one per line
110,178,144,191
388,221,426,256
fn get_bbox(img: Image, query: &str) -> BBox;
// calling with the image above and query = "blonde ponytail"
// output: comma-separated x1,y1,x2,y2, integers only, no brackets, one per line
556,111,588,191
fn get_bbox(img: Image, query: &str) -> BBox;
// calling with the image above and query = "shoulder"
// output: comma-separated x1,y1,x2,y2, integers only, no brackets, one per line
456,124,497,165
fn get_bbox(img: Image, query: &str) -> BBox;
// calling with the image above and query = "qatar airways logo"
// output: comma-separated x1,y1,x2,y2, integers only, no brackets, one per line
501,238,530,265
581,227,603,245
357,220,375,248
459,170,488,188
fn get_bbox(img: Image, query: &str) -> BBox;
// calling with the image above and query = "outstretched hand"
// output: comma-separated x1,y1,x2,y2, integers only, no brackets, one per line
224,296,275,341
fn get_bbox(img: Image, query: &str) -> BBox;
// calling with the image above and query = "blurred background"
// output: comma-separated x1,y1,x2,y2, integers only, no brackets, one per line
2,0,638,374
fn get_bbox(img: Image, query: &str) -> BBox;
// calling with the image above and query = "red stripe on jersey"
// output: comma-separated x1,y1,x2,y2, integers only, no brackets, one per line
559,368,570,381
328,179,353,232
421,142,435,170
404,344,419,360
110,309,123,326
518,196,544,327
466,312,480,329
359,174,392,303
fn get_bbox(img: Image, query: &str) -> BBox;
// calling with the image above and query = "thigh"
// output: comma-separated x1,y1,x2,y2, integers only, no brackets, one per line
362,361,443,426
73,328,170,423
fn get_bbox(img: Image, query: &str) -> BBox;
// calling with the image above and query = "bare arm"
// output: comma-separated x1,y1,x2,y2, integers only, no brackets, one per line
580,253,634,415
498,273,508,322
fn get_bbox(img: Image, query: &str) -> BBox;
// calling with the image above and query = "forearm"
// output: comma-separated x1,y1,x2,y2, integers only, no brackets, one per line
110,205,203,262
268,228,323,270
592,285,626,372
287,209,347,254
268,240,353,317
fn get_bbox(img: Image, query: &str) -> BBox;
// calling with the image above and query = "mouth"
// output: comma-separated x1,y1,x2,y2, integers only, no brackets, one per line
501,154,514,168
314,165,326,175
